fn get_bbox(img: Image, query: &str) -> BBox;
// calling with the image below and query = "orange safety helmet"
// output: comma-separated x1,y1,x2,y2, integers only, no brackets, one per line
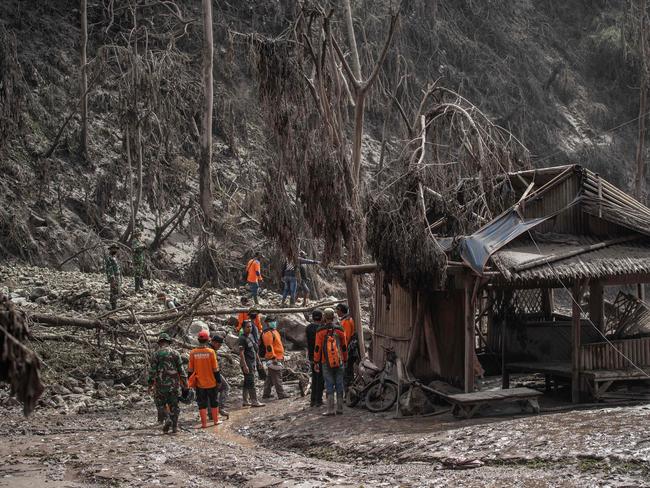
197,330,210,341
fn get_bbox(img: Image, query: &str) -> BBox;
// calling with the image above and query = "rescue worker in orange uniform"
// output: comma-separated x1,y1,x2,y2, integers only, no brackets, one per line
245,252,263,304
260,316,288,399
336,303,359,390
188,330,222,428
235,303,263,344
314,308,348,416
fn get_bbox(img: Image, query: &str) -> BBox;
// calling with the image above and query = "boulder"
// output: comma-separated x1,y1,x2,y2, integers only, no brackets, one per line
224,332,241,353
278,313,308,348
51,384,72,396
30,286,50,301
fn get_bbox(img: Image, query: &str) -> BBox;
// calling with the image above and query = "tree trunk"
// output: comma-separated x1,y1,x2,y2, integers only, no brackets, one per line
636,0,649,202
199,0,214,220
342,0,362,82
79,0,88,160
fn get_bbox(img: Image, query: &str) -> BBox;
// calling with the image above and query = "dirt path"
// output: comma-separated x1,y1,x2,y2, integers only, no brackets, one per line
1,396,650,487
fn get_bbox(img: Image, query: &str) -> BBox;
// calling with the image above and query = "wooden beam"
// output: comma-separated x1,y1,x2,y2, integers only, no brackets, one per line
514,235,638,272
604,273,650,286
344,269,365,358
464,277,475,393
331,263,377,274
571,281,586,403
589,281,604,333
541,288,554,319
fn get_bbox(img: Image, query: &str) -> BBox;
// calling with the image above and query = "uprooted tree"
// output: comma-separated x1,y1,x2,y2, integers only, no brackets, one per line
367,84,530,291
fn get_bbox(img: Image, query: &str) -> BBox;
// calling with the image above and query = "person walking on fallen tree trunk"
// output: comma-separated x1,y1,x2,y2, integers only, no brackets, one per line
314,308,348,416
188,330,222,428
239,320,265,408
148,333,187,434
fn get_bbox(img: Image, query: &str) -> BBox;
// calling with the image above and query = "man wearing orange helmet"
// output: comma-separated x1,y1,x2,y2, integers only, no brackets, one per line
188,329,222,428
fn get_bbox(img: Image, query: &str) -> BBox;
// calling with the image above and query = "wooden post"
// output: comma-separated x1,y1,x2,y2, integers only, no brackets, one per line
541,288,554,320
571,281,585,403
345,269,365,358
589,281,604,333
638,283,646,301
464,277,475,393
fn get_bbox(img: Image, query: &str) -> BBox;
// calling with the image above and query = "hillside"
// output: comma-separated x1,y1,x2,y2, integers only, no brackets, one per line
0,0,644,281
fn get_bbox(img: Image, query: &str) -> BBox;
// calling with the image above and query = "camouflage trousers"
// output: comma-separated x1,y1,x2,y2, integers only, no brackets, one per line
134,273,144,292
109,279,120,310
154,388,180,416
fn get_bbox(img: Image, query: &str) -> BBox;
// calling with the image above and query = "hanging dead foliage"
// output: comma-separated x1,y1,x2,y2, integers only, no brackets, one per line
368,86,528,289
0,293,44,415
250,12,357,262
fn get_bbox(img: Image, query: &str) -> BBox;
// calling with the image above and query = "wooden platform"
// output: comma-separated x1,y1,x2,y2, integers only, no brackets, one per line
582,368,650,399
446,387,542,419
503,361,572,391
504,361,650,399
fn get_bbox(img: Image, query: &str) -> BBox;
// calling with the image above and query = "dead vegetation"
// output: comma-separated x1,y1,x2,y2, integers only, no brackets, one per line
0,293,43,415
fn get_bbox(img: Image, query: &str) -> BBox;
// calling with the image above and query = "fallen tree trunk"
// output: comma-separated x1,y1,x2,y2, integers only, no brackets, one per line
28,299,345,329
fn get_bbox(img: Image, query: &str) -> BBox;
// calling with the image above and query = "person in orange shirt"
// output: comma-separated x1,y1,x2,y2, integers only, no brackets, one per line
314,308,348,416
336,303,360,391
336,303,355,342
260,316,288,400
235,302,263,344
188,330,222,428
235,296,250,331
245,252,263,304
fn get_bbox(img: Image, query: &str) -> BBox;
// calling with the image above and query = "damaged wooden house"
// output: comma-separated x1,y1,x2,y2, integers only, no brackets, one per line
363,164,650,409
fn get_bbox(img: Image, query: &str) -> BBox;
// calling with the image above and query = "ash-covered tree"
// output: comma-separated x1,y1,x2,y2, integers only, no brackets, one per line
80,0,89,161
199,0,214,220
253,1,399,351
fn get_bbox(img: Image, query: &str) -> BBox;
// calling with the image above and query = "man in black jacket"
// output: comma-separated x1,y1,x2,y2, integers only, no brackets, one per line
305,309,324,407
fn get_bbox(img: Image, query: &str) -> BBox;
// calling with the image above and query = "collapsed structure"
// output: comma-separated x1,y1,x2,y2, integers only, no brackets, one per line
363,165,650,403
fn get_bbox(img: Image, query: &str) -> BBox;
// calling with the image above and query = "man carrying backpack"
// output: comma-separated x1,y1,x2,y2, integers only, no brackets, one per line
313,308,348,416
148,333,187,433
260,316,288,400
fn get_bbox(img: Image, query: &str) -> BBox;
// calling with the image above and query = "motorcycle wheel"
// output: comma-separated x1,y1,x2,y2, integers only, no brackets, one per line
365,380,398,412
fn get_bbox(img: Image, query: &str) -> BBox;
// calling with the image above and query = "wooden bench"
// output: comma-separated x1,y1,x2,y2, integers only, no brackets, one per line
446,387,543,419
582,368,650,399
503,361,572,391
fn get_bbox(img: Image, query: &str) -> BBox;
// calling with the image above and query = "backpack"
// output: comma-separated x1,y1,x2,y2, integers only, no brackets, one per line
242,260,253,283
324,328,342,369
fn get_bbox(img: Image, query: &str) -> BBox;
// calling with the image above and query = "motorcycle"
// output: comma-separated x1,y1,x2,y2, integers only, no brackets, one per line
347,346,399,412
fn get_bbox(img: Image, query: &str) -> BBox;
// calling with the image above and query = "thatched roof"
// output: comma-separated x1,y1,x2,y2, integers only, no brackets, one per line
458,164,650,285
493,236,650,284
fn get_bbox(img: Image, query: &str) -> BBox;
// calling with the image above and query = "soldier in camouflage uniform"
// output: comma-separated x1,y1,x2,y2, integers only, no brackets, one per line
105,243,121,310
131,230,146,293
148,333,187,434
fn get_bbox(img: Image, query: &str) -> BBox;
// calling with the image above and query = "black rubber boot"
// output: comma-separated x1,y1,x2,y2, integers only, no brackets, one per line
171,414,178,434
162,414,172,433
157,407,165,424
